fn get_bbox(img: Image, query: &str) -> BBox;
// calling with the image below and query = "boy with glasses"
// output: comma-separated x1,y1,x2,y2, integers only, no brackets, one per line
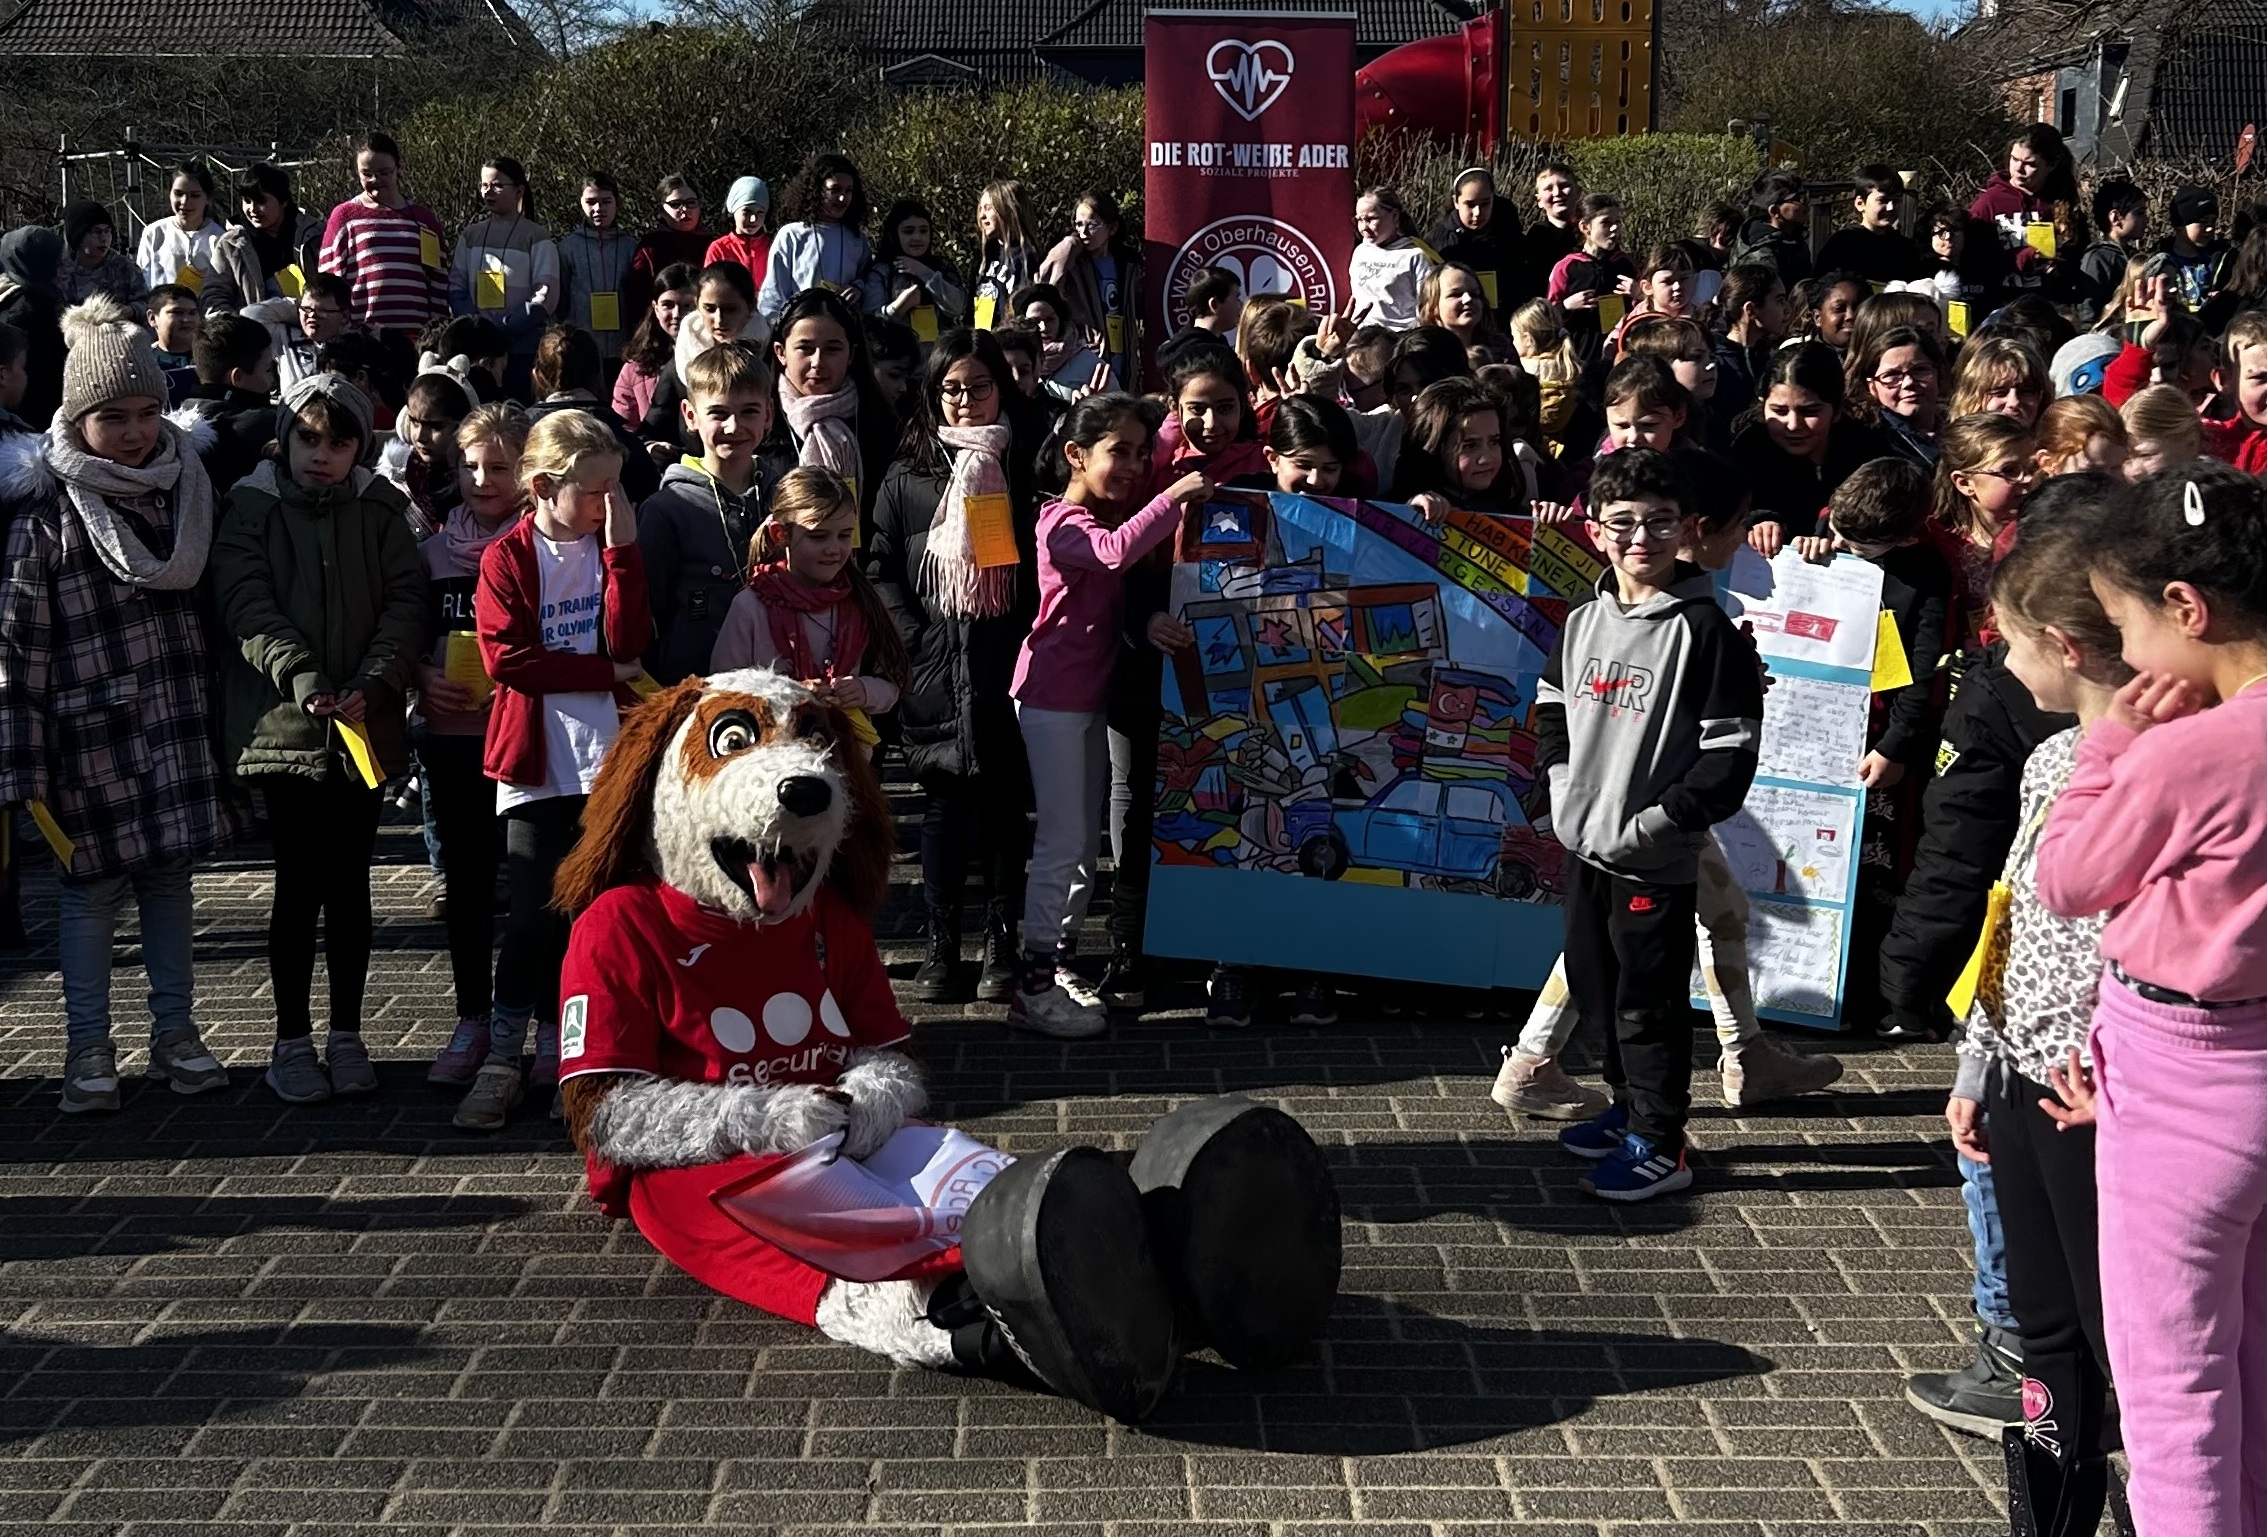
1532,447,1764,1201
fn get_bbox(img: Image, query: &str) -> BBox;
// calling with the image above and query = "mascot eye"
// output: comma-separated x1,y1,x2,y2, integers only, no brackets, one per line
707,710,760,758
795,712,832,745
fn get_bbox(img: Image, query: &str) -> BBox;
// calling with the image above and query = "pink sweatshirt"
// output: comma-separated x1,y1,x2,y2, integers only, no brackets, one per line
1010,492,1183,712
2035,687,2267,1001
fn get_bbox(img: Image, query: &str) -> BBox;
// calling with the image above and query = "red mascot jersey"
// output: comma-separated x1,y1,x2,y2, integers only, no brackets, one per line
557,877,922,1325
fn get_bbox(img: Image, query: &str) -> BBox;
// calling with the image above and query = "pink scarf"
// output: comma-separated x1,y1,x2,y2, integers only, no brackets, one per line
435,503,516,578
780,379,862,485
748,561,867,681
921,424,1016,619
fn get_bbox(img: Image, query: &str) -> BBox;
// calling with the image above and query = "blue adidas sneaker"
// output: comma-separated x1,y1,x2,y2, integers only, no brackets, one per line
1558,1103,1628,1161
1580,1133,1693,1202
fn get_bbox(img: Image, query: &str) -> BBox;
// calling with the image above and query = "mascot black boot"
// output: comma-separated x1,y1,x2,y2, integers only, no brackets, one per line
1130,1096,1341,1369
957,1146,1182,1422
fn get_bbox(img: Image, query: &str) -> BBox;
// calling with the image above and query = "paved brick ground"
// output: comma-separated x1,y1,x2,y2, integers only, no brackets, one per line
0,816,2009,1534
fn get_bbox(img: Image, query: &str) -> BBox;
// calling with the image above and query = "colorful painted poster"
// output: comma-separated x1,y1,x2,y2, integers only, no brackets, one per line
1706,546,1884,1028
1143,491,1599,988
1143,10,1356,386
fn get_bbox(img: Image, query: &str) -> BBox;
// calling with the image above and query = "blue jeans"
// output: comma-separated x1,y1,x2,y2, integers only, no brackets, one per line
1960,1145,2019,1332
56,855,197,1051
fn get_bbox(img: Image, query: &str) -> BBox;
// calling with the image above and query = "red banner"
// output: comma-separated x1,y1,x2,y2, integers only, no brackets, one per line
1143,9,1357,386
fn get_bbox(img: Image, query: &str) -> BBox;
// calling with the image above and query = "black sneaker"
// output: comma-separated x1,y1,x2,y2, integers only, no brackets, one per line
1905,1321,2024,1437
1206,965,1252,1029
913,914,961,1003
975,918,1017,1004
1099,944,1147,1010
1288,976,1337,1026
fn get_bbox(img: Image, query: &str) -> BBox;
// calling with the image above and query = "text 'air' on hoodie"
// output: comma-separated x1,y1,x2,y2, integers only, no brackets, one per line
1534,565,1764,882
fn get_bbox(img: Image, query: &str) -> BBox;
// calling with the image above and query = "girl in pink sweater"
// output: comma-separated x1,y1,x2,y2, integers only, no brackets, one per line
2035,463,2267,1537
1008,394,1208,1040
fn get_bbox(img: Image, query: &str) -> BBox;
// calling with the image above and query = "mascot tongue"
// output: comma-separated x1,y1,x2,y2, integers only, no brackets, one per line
750,850,801,917
713,838,814,919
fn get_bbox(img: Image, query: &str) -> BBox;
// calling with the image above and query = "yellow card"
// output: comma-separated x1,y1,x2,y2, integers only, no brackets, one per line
973,295,997,331
1107,314,1125,356
443,631,492,705
475,267,507,311
589,291,620,332
418,227,442,270
2024,221,2058,259
966,493,1018,568
626,670,664,699
26,800,74,866
173,263,203,293
1871,610,1914,692
334,719,383,790
276,263,305,299
1946,300,1971,338
1478,270,1499,308
843,706,881,748
912,304,938,343
1597,292,1627,329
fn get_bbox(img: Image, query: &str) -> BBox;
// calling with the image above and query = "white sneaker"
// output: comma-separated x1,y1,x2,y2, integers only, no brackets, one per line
1008,982,1108,1040
1053,965,1104,1012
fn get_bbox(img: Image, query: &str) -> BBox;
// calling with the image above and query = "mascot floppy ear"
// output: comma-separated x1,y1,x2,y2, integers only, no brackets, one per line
553,677,708,915
824,703,897,920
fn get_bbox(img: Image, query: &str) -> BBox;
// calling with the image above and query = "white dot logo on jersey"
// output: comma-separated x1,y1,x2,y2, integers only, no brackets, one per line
1163,216,1335,334
819,991,850,1038
709,1005,757,1054
1205,39,1295,122
560,995,588,1060
762,992,814,1046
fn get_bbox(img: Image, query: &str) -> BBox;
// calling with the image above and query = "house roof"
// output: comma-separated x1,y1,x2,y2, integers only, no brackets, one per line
1968,0,2267,160
1038,0,1472,52
0,0,530,57
848,0,1469,83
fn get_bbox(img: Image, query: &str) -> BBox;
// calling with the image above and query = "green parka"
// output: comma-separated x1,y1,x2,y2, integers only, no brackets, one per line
213,460,429,783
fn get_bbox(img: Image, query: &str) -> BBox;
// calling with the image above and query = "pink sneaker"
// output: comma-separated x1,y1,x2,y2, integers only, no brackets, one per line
426,1017,491,1086
530,1019,561,1088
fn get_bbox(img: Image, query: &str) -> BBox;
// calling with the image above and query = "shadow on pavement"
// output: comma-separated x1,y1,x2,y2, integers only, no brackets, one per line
0,1322,437,1446
1138,1294,1771,1453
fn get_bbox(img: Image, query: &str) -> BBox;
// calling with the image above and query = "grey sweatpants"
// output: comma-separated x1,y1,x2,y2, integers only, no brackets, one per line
1015,703,1109,957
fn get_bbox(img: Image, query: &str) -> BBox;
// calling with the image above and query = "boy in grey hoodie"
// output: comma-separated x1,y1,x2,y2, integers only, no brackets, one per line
1533,447,1763,1201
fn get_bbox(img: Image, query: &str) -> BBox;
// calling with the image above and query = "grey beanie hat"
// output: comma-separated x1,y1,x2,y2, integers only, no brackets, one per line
276,372,374,462
58,295,171,421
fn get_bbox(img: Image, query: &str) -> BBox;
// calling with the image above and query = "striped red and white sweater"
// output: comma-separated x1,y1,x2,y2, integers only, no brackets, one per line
319,196,449,335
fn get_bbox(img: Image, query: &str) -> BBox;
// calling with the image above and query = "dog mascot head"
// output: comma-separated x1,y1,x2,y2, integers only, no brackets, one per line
554,669,895,923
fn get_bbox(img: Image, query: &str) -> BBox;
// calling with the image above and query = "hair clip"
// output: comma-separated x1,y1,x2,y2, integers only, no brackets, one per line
2185,480,2208,527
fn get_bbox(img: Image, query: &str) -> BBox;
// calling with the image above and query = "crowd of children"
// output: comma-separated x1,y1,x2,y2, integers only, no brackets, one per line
2,118,2266,1529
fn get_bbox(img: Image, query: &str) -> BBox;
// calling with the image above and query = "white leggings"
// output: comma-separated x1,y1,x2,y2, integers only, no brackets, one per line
1016,704,1109,957
1517,835,1761,1056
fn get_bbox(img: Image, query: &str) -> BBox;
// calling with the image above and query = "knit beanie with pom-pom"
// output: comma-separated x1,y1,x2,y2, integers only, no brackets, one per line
59,294,170,421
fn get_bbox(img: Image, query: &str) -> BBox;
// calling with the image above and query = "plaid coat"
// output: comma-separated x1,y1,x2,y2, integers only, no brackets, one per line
0,432,237,878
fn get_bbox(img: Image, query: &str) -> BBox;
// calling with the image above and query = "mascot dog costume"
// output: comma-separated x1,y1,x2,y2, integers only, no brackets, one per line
556,670,1340,1419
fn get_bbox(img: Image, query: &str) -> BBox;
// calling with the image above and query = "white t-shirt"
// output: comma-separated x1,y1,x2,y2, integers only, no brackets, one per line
497,532,619,811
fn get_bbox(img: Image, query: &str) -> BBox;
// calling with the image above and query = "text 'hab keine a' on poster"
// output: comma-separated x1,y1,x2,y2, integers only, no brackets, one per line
1706,547,1886,1029
1142,491,1598,990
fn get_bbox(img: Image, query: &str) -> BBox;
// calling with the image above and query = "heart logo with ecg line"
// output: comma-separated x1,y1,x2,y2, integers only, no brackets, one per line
1206,39,1295,121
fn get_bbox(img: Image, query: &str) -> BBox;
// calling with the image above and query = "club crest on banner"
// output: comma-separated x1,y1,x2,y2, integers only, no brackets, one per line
1206,39,1296,120
1164,215,1336,331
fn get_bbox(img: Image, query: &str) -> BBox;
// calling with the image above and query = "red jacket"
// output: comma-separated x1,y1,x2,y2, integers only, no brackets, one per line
475,518,654,788
2106,341,2267,470
704,231,773,286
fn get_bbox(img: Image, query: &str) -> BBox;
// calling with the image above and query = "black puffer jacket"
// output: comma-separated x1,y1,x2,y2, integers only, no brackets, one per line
866,453,1039,785
1875,644,2074,1037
